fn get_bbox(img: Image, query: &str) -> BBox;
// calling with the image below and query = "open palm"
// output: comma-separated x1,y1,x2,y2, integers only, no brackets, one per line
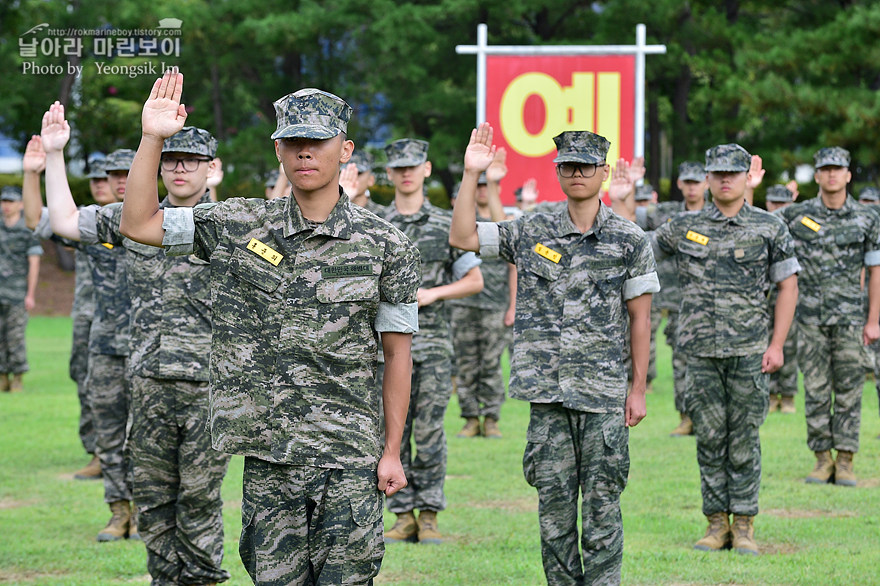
464,122,496,172
142,69,188,139
40,102,70,153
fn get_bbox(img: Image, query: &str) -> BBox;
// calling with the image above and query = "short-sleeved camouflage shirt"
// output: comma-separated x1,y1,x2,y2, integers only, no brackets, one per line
449,213,510,311
779,195,880,325
654,202,801,358
165,192,420,468
0,215,42,304
477,203,659,413
637,200,696,311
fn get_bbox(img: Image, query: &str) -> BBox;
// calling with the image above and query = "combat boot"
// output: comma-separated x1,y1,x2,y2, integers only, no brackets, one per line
731,515,759,555
97,500,131,542
693,512,730,551
383,511,417,543
669,413,694,437
73,455,102,480
482,417,502,439
128,504,141,541
768,394,781,413
805,450,834,484
780,396,796,414
9,374,23,392
0,373,9,392
834,451,857,486
456,417,481,438
417,510,443,544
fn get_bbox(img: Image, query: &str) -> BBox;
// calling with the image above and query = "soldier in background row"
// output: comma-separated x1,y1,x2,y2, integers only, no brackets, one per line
778,147,880,487
0,186,42,393
653,144,799,556
452,124,657,585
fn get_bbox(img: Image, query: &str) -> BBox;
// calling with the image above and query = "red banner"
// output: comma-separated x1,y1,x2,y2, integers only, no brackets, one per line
486,55,635,205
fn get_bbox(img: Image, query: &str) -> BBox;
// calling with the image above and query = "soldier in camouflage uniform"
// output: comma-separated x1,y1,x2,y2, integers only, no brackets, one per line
450,170,514,439
778,147,880,487
451,124,658,585
119,70,420,585
765,185,800,414
379,137,483,545
858,185,880,205
39,108,135,542
653,144,800,556
0,186,42,393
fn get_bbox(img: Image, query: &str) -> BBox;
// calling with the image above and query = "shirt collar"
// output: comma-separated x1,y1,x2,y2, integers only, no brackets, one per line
159,190,213,210
706,199,752,225
556,200,612,239
386,197,434,224
283,187,352,240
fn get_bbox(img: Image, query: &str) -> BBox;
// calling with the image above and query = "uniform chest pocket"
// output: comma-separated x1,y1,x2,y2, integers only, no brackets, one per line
524,255,563,282
677,240,709,278
590,266,627,294
732,242,767,265
834,228,863,247
124,239,161,258
230,247,283,294
791,219,821,242
317,276,379,303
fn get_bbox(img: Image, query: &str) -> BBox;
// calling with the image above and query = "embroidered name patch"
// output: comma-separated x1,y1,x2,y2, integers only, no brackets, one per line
534,243,562,264
101,243,114,249
246,238,284,266
685,230,709,246
801,216,821,232
321,264,373,278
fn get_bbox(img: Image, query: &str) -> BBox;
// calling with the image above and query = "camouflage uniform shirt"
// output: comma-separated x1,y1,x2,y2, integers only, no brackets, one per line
0,215,42,303
653,201,801,357
636,201,692,311
476,203,660,413
450,213,509,311
162,192,420,468
79,193,214,381
778,195,880,325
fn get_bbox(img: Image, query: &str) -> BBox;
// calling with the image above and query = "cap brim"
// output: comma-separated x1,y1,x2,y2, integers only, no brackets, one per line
161,146,214,157
552,154,605,164
679,173,705,182
86,173,108,179
386,156,427,168
815,161,849,169
705,165,748,172
272,124,339,140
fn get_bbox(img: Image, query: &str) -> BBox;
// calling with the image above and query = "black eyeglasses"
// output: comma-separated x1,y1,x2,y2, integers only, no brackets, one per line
161,157,212,172
556,163,601,178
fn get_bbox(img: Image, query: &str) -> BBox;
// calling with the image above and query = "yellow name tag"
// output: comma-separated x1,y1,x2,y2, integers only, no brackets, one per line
685,230,709,246
246,238,284,266
801,216,821,232
534,243,561,263
101,243,114,249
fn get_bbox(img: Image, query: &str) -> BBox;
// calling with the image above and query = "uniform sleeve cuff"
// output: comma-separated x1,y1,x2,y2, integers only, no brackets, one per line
375,302,419,333
624,272,660,301
162,207,195,256
865,250,880,267
452,251,482,281
477,222,500,259
77,205,99,244
769,257,802,283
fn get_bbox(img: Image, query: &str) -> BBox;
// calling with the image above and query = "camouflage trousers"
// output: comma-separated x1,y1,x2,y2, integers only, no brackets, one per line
240,459,384,586
686,354,768,517
129,376,230,586
70,312,96,454
522,403,629,586
0,302,28,374
797,323,865,453
451,305,511,421
382,357,453,514
86,353,132,503
664,311,688,413
769,316,799,398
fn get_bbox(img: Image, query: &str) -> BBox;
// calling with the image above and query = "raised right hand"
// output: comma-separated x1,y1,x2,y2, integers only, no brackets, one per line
40,102,70,154
143,68,188,140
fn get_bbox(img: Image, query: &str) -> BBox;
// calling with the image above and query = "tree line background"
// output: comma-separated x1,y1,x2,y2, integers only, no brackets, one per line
2,0,880,204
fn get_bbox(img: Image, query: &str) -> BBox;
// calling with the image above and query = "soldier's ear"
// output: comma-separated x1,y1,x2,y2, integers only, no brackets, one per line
423,161,432,178
274,140,281,162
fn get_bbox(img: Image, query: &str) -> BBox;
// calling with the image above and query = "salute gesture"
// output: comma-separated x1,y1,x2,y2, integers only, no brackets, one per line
143,68,188,141
41,102,71,153
463,122,496,173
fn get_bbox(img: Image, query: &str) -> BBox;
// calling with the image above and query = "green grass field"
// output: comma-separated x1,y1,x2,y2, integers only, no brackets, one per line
1,316,879,585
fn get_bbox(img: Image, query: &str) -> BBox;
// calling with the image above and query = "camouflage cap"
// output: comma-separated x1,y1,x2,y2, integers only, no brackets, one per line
1,186,22,201
385,139,429,168
814,146,850,169
477,172,488,185
678,161,705,182
552,131,610,165
705,143,750,172
634,183,654,201
765,184,794,203
104,149,136,172
859,186,880,202
349,149,374,173
162,126,217,158
86,158,108,179
271,88,351,140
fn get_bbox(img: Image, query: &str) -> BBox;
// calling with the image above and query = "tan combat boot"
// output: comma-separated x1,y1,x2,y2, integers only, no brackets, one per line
834,451,857,486
780,396,796,414
768,394,781,413
482,417,502,439
669,413,694,437
128,504,141,541
805,450,834,484
693,512,731,551
731,515,759,555
417,510,443,544
383,511,417,543
73,455,102,480
97,500,131,542
9,374,23,392
0,373,9,392
456,417,481,438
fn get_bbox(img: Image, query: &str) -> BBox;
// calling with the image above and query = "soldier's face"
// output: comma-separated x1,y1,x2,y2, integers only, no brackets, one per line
1,199,22,218
476,184,489,205
387,163,431,197
557,163,608,201
814,165,851,194
678,178,707,206
107,171,128,201
707,171,748,204
159,151,214,200
90,178,115,206
275,135,353,194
